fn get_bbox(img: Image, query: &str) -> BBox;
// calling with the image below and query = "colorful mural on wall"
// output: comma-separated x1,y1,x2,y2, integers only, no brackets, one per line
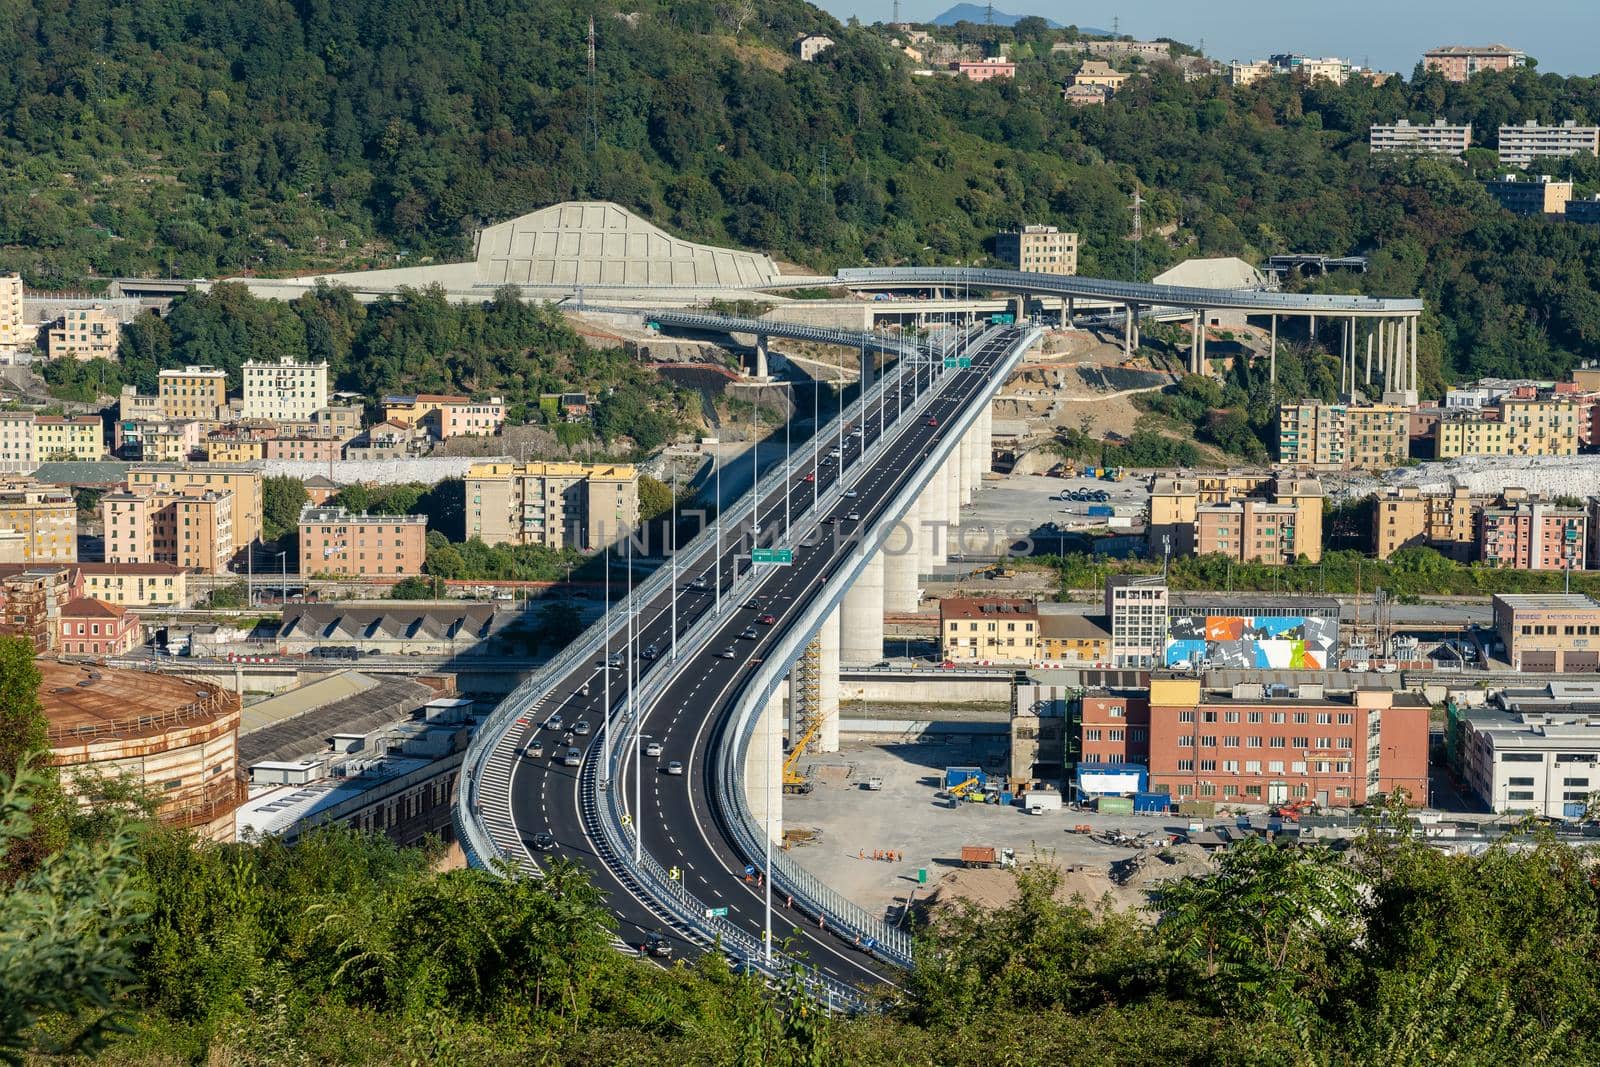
1163,613,1338,670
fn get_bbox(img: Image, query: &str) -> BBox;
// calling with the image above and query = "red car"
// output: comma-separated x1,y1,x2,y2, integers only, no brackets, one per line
927,416,939,427
758,614,777,625
803,472,815,483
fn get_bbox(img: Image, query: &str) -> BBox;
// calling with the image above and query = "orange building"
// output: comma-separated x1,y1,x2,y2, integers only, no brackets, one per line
298,505,427,578
102,484,236,575
59,597,141,656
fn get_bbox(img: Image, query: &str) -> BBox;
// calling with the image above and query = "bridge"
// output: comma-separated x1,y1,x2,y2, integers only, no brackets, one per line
835,266,1424,392
456,316,1030,1004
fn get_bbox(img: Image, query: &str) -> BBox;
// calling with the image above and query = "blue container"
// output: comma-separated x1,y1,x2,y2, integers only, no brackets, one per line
945,766,984,790
1133,791,1172,813
999,791,1013,806
1087,505,1114,517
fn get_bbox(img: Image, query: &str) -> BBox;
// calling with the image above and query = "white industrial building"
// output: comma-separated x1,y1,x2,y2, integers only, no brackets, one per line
1459,688,1600,818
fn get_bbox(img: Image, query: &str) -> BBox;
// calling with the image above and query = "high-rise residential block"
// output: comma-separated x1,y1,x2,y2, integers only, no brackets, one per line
127,464,263,543
465,461,639,551
101,484,236,575
994,225,1079,276
1369,119,1472,156
1483,175,1574,216
241,356,329,422
1498,120,1600,169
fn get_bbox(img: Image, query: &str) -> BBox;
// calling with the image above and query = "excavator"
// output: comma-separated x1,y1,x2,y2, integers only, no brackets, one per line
782,717,824,794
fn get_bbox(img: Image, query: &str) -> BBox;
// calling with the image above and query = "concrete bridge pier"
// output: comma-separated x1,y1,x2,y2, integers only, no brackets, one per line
944,449,963,534
840,552,885,667
921,465,949,568
883,496,922,611
744,680,785,844
1269,314,1278,384
960,426,979,505
1010,294,1026,322
754,334,770,379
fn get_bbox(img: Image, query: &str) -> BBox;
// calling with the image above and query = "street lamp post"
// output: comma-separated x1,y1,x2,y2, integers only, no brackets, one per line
602,540,611,783
670,464,678,660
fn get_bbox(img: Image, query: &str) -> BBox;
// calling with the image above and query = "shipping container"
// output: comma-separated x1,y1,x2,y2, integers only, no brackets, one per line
1133,791,1172,813
1087,505,1114,517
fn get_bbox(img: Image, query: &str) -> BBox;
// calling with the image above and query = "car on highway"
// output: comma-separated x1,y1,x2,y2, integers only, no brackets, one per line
846,511,860,521
718,646,736,659
843,489,857,498
562,747,582,767
739,627,758,640
543,714,565,731
642,931,673,958
745,598,762,609
665,760,685,776
758,614,776,625
525,739,545,758
645,740,664,758
927,416,939,427
642,644,658,660
803,472,815,483
531,832,556,851
572,720,592,736
607,653,623,668
690,574,709,591
578,683,591,697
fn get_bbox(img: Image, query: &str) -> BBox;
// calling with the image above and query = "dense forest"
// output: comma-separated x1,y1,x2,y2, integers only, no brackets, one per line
5,1,1600,391
3,631,1597,1063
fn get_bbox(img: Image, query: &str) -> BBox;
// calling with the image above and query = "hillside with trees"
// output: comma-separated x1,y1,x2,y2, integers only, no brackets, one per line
5,1,1600,391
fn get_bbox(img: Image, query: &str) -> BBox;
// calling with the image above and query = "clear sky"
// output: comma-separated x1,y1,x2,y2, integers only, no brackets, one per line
820,0,1600,77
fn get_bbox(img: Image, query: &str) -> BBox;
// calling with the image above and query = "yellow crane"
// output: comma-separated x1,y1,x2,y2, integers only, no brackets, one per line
783,717,824,794
948,776,983,801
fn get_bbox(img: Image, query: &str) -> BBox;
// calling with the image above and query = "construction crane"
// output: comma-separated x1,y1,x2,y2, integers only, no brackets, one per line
783,717,824,794
948,776,983,801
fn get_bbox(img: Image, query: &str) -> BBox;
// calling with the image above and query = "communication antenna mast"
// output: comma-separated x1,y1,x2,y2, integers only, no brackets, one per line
1130,185,1143,280
892,0,900,24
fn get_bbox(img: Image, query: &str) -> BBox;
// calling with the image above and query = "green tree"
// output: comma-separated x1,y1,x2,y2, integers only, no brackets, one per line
637,475,674,521
261,476,308,543
0,640,66,880
0,758,149,1063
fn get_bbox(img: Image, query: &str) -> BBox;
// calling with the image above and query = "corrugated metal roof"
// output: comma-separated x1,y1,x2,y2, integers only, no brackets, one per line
241,671,381,735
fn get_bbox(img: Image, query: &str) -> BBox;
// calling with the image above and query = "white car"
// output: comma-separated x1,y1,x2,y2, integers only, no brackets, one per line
645,740,664,758
666,760,685,776
562,747,582,767
843,489,857,498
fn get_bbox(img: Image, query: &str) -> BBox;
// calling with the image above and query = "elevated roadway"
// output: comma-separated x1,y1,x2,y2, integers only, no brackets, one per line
458,321,1031,1001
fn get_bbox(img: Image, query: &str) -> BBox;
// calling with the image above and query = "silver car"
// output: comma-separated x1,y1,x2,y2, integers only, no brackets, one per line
562,747,582,767
666,760,685,776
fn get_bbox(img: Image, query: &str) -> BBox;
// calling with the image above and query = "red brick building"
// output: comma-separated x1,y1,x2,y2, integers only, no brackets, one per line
1145,676,1429,809
298,505,427,579
1075,691,1151,766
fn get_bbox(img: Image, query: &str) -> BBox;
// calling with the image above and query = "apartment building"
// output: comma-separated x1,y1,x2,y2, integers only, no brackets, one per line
1483,175,1573,216
78,563,190,608
298,506,427,578
0,564,79,652
59,597,141,657
46,306,120,362
1194,498,1309,565
1567,197,1600,226
1424,44,1527,82
1479,500,1586,571
1037,609,1112,666
127,464,263,542
1373,486,1480,560
1105,575,1169,669
1369,119,1472,156
954,57,1016,81
203,435,266,464
1070,60,1127,92
158,366,229,421
0,411,35,472
33,416,103,460
0,274,24,359
0,479,76,562
118,385,162,422
1498,120,1600,169
1228,60,1275,86
1278,401,1410,471
939,597,1039,664
1493,594,1600,672
1147,473,1324,562
1062,84,1109,107
102,485,236,575
380,393,505,440
1435,400,1580,459
240,356,329,422
995,225,1078,276
465,461,639,551
1269,54,1350,85
1146,676,1429,808
264,435,343,463
1072,690,1152,767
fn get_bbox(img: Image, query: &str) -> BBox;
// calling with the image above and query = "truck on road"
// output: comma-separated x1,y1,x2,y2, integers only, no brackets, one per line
960,845,1017,869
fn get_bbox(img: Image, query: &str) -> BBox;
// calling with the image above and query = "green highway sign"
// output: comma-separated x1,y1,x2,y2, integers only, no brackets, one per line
752,548,793,565
942,357,957,369
958,357,972,368
705,906,729,918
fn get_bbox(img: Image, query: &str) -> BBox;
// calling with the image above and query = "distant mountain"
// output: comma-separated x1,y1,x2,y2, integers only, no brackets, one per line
929,5,1108,33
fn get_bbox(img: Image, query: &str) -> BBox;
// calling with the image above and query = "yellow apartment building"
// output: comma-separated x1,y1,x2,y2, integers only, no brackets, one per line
32,415,103,460
0,478,76,562
465,461,639,551
127,464,262,543
157,366,229,421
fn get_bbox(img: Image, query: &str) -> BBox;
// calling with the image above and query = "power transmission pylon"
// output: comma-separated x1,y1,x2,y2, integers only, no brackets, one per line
586,18,600,194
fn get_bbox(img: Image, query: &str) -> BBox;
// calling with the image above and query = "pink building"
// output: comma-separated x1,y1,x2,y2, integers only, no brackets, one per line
955,57,1016,81
59,597,141,656
438,397,505,440
1478,501,1587,571
264,436,344,462
298,505,427,578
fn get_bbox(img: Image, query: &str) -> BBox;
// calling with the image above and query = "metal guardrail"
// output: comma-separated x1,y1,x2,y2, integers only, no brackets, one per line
715,325,1039,971
836,266,1424,315
454,319,952,991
